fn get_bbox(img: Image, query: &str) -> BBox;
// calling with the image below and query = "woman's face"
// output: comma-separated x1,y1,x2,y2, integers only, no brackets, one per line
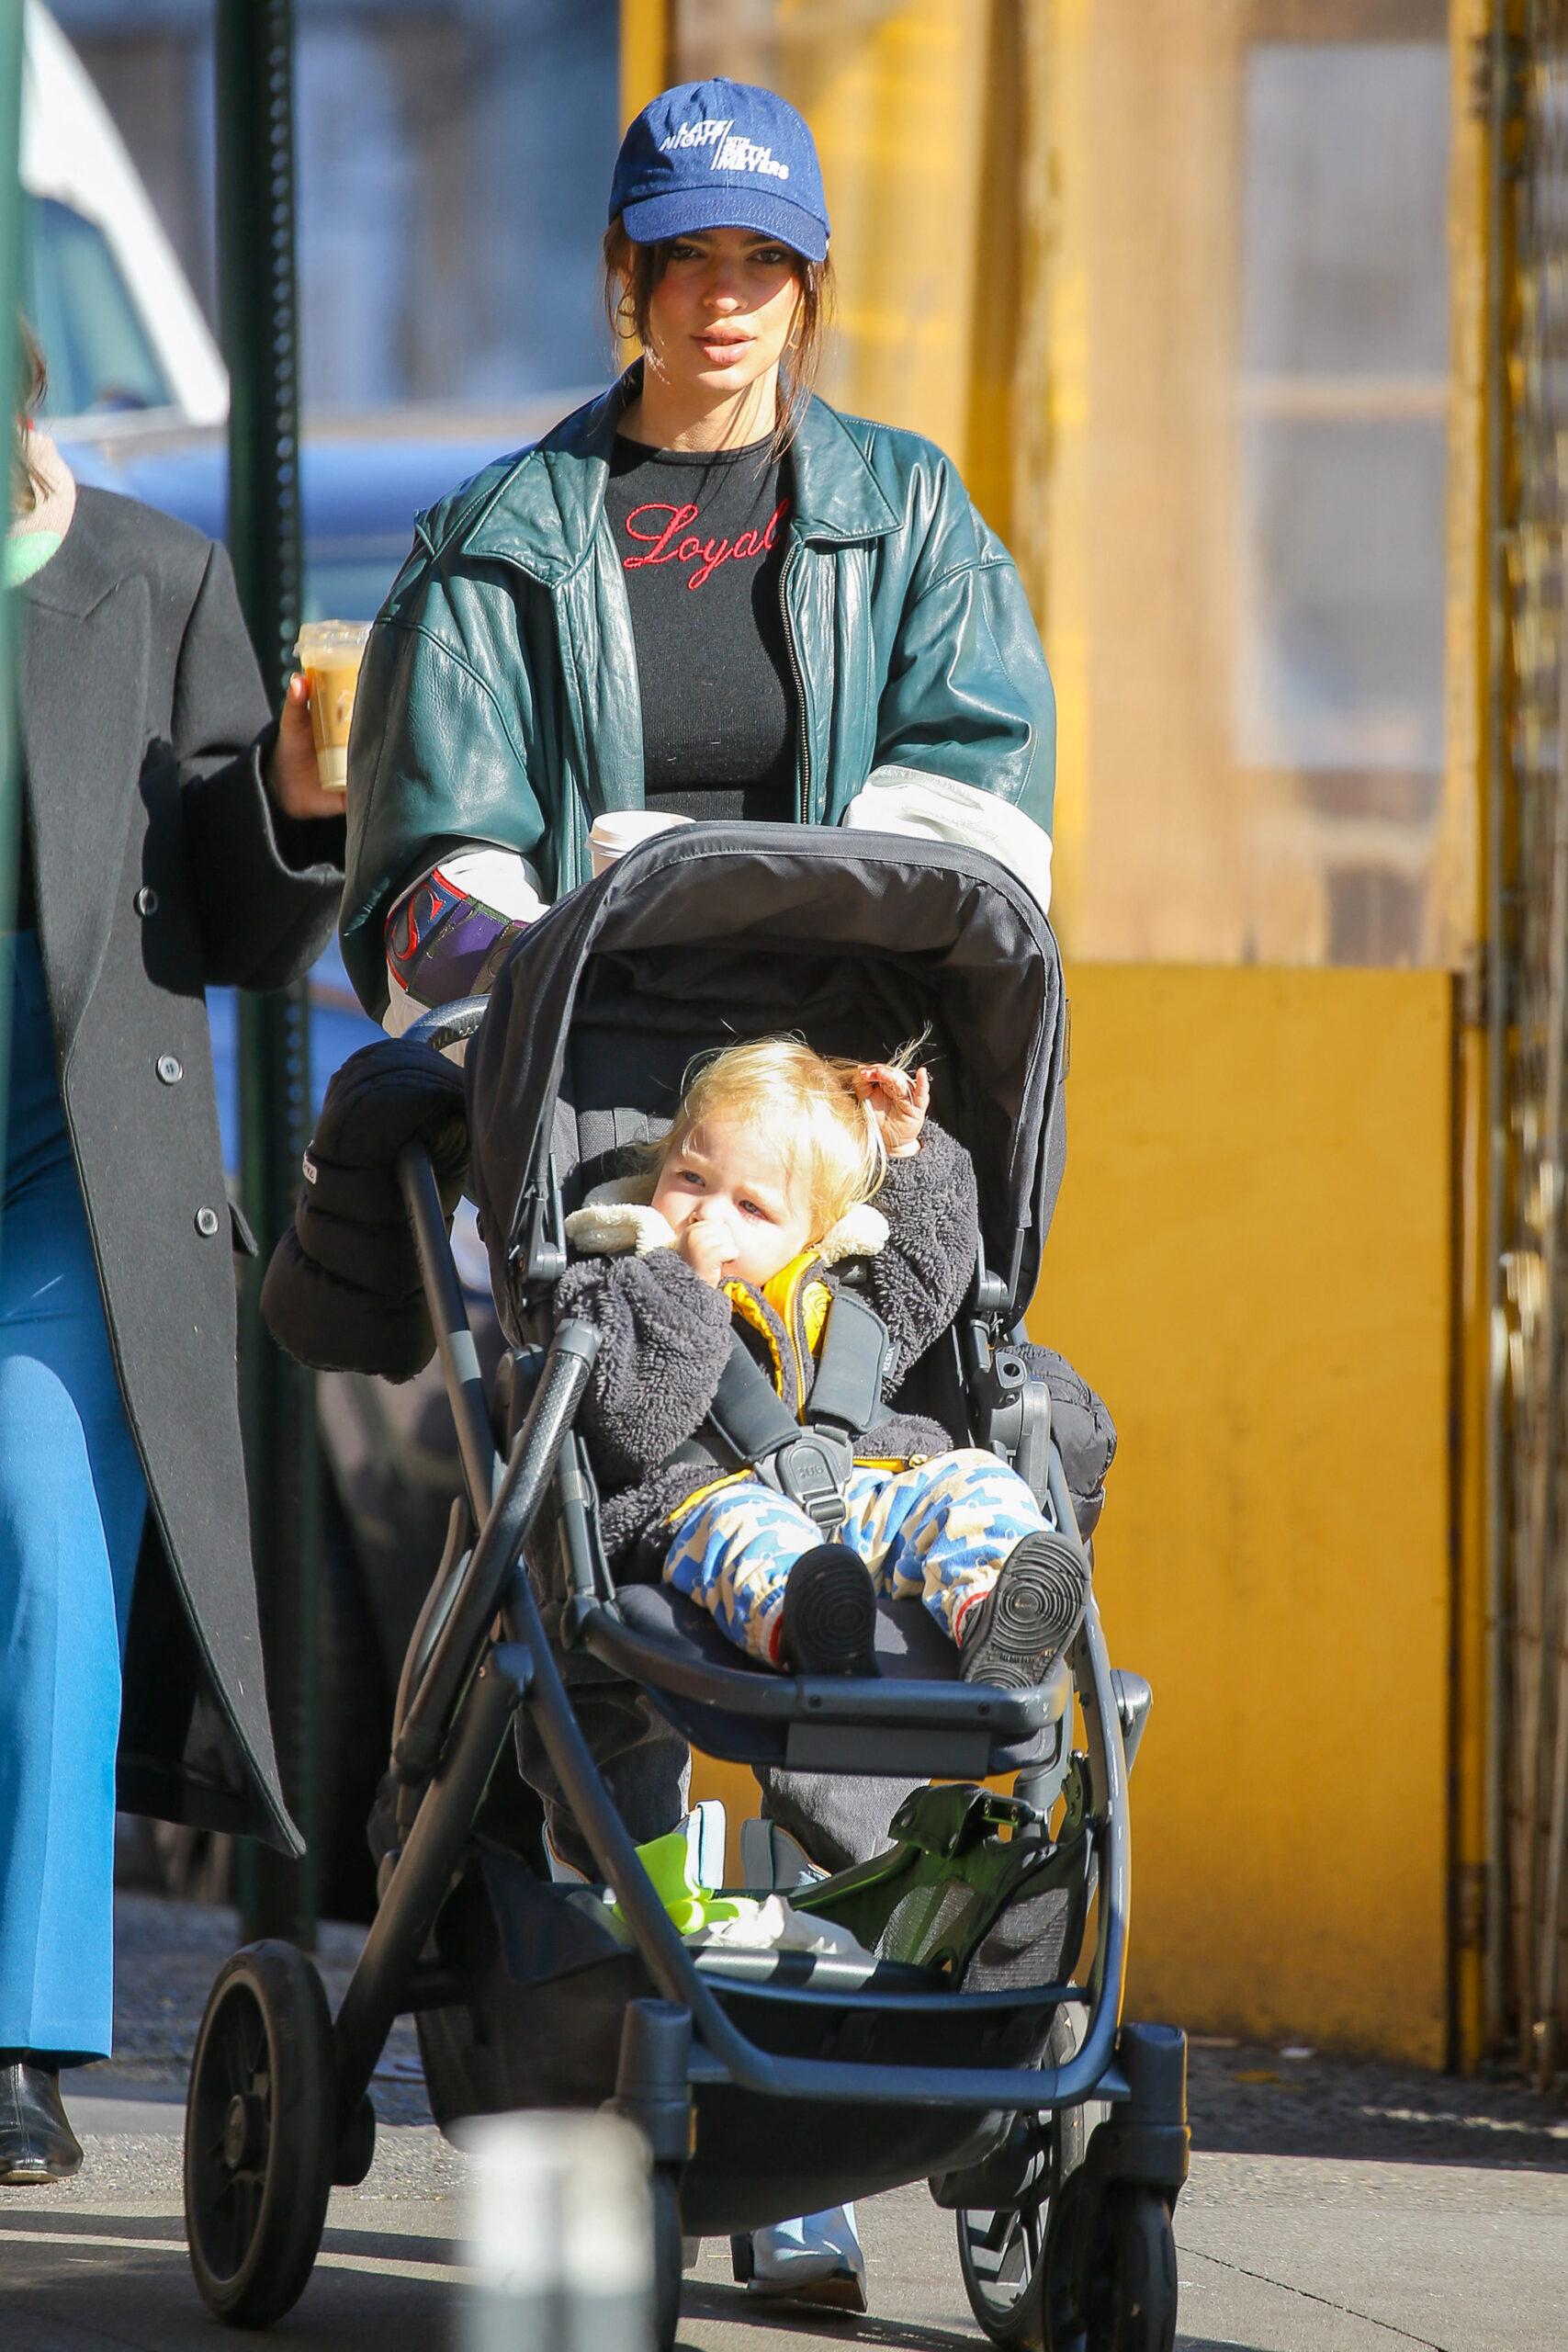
641,228,803,413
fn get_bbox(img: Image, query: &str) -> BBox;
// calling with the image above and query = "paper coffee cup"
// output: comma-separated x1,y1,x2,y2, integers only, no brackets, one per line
294,620,370,792
588,809,693,878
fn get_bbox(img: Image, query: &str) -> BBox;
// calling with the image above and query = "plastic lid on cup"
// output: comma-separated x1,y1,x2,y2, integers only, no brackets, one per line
294,619,371,661
588,810,694,874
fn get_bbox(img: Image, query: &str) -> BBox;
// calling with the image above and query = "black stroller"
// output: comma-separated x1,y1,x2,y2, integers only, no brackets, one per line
181,825,1188,2349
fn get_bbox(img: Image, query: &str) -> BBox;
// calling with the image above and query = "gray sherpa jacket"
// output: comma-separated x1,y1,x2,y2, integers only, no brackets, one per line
553,1119,981,1571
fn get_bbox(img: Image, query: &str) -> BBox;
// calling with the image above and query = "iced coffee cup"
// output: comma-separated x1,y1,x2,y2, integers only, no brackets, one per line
294,620,370,793
588,809,693,877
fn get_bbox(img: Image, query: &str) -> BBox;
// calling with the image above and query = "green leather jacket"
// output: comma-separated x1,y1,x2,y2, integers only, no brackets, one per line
341,373,1055,1014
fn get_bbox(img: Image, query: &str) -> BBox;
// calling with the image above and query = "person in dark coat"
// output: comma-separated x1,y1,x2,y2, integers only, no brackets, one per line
0,336,344,2185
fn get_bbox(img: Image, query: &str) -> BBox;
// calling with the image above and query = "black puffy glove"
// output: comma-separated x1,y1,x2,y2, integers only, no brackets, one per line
261,1037,471,1381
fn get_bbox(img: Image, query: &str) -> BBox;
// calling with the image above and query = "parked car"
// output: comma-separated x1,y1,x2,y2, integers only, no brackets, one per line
22,0,227,435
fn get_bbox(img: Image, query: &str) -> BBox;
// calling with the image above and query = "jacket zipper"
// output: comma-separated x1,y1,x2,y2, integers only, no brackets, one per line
788,1281,812,1419
779,542,811,823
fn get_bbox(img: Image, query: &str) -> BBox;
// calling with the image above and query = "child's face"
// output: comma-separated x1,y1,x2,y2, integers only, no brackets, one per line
652,1116,817,1288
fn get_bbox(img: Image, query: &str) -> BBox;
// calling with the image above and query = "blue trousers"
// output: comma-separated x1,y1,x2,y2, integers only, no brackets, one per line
0,935,147,2060
665,1449,1049,1664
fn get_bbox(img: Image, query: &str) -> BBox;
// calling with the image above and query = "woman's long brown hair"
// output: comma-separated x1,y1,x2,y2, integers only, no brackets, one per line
602,218,833,458
13,316,48,514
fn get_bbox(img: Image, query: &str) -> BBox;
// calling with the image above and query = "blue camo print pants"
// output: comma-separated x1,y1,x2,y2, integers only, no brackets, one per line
663,1448,1050,1665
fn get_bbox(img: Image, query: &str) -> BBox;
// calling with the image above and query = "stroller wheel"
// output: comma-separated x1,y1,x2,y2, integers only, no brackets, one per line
183,1940,336,2327
955,2006,1100,2348
650,2165,684,2352
956,2193,1050,2347
1043,2175,1178,2352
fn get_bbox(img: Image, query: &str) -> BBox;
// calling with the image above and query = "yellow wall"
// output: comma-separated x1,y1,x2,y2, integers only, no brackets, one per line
1035,966,1456,2064
694,966,1458,2064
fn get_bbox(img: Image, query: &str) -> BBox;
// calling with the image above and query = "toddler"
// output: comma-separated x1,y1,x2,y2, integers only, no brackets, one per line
556,1036,1088,1685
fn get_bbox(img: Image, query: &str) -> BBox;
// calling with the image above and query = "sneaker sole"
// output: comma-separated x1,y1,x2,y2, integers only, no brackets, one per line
747,2266,869,2313
782,1547,877,1676
961,1532,1089,1689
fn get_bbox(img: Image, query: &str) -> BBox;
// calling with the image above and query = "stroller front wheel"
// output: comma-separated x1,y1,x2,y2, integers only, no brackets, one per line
183,1940,337,2327
1043,2175,1178,2352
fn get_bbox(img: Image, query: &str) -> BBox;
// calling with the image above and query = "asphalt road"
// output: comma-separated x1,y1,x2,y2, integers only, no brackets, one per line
1,1896,1565,2350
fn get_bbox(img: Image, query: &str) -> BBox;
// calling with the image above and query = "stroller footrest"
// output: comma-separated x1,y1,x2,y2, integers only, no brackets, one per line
583,1594,1059,1737
784,1720,993,1779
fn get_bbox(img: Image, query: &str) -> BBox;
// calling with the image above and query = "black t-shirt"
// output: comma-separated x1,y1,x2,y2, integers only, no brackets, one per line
603,434,798,823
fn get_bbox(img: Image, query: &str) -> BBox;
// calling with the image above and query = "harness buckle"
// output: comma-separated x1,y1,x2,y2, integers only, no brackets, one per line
767,1430,853,1534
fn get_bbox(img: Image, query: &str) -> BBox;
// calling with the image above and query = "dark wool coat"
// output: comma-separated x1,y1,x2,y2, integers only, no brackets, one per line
554,1120,980,1566
18,487,344,1853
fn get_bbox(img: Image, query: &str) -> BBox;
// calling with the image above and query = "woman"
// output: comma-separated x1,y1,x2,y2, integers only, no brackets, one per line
341,79,1095,2312
340,74,1054,1010
0,328,344,2183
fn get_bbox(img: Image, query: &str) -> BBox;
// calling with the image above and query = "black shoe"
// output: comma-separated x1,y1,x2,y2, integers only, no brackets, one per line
959,1532,1090,1690
0,2061,83,2185
779,1544,878,1677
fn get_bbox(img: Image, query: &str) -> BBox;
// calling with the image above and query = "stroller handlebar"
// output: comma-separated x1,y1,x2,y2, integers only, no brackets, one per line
404,994,490,1055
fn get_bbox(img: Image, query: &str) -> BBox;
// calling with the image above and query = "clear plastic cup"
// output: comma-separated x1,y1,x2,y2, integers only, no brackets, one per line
294,620,371,792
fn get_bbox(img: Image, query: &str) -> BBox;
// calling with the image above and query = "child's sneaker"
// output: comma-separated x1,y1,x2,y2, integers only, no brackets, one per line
778,1544,877,1676
958,1531,1089,1689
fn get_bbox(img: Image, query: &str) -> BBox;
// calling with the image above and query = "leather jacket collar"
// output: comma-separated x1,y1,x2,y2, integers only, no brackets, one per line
461,364,900,586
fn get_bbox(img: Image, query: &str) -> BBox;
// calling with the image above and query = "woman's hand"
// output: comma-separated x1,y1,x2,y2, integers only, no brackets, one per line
855,1062,930,1158
265,673,344,820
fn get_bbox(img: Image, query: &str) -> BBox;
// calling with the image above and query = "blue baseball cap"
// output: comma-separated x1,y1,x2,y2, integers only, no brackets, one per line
609,78,829,266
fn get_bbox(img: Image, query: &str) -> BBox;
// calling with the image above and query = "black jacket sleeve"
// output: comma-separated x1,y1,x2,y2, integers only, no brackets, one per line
260,1040,470,1381
554,1250,734,1487
863,1119,980,1385
175,538,345,990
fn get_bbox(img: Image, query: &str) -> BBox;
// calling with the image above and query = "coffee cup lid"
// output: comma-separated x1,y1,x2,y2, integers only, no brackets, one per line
295,619,370,660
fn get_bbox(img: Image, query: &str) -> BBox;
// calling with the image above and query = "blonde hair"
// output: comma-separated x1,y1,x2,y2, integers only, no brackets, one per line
648,1035,920,1237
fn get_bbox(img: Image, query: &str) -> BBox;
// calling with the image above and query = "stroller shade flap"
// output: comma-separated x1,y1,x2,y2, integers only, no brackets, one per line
467,825,1066,1332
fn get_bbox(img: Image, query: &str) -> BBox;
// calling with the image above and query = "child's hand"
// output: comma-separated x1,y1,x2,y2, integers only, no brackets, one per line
854,1063,931,1158
675,1216,737,1286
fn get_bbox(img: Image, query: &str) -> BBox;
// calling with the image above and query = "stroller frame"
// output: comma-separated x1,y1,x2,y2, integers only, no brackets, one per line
182,995,1189,2347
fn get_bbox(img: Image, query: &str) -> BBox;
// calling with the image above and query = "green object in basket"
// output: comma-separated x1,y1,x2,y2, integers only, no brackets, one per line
792,1781,1091,1984
613,1824,749,1939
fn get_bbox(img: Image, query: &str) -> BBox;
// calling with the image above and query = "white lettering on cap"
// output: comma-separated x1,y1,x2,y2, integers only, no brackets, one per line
660,116,731,153
713,134,790,181
657,116,791,181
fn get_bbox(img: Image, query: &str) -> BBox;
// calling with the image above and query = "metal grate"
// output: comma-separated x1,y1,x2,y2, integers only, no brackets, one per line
1497,0,1568,2082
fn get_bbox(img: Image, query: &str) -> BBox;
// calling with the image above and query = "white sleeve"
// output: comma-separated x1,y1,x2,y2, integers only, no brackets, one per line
840,765,1053,916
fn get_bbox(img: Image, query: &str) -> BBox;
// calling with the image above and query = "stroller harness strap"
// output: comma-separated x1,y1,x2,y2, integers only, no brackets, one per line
671,1289,891,1536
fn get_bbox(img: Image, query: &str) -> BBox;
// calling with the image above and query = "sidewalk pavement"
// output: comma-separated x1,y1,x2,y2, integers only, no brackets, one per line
0,1892,1565,2350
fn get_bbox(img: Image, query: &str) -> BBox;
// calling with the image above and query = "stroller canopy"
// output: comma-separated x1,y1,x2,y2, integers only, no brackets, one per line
467,824,1066,1329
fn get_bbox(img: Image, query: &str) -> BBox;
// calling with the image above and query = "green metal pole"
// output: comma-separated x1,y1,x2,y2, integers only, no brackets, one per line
0,1,24,1081
215,0,319,1949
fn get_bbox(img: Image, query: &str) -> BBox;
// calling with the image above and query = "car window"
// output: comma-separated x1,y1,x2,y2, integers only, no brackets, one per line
26,194,173,419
